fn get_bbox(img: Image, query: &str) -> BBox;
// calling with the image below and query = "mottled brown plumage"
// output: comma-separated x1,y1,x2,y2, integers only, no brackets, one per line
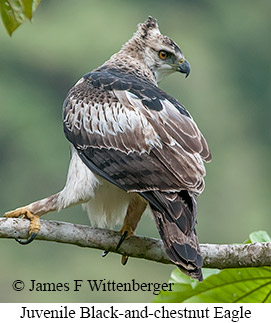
5,17,211,281
63,17,211,280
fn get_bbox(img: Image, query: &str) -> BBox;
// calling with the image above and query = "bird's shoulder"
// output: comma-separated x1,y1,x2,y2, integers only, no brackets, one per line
64,65,191,118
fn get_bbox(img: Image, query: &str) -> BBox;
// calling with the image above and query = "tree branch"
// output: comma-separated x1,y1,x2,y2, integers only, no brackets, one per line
0,218,270,269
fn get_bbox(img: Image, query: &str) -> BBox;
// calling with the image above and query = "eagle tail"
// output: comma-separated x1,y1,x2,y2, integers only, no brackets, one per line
143,190,203,281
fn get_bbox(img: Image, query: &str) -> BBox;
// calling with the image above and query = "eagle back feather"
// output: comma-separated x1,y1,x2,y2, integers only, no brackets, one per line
63,68,210,193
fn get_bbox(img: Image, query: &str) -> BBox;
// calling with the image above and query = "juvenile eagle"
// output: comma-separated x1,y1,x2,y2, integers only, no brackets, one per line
5,17,211,281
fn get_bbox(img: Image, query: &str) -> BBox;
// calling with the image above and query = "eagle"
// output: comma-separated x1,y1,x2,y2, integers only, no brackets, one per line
5,17,211,281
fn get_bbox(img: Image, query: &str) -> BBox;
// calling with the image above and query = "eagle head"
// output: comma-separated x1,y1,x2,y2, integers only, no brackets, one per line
135,16,191,83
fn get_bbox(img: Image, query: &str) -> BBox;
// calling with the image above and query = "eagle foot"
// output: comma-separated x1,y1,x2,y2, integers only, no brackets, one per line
101,229,131,265
101,250,109,257
101,249,128,265
116,227,133,266
116,230,129,251
4,207,40,245
121,255,129,266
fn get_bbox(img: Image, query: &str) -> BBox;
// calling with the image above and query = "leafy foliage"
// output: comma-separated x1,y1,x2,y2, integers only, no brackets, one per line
155,267,271,303
246,231,271,244
0,0,40,35
154,231,271,303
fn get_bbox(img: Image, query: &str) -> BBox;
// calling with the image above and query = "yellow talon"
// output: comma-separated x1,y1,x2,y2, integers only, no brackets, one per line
119,224,134,240
116,225,133,251
121,255,129,266
4,207,40,244
115,224,134,266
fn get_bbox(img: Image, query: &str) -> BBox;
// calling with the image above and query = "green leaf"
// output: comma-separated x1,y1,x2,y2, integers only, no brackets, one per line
21,0,33,19
0,0,41,35
1,0,22,35
249,231,271,243
154,267,271,303
170,267,220,285
154,268,219,303
32,0,40,11
244,230,271,244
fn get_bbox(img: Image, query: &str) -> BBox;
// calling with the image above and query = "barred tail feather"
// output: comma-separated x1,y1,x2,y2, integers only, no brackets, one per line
144,190,203,281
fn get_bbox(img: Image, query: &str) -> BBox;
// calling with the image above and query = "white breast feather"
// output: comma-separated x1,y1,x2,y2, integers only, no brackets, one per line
57,146,137,228
83,178,137,228
57,146,100,209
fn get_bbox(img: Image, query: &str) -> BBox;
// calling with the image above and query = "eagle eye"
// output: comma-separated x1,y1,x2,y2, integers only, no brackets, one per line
158,50,168,60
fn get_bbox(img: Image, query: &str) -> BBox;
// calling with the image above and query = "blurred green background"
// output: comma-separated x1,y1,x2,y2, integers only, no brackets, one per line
0,0,270,302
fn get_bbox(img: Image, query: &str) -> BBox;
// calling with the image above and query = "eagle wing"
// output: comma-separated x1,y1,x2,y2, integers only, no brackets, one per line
63,68,211,280
63,68,211,193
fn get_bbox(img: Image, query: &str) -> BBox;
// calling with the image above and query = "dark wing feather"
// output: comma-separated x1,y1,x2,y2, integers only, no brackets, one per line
63,68,211,280
63,68,211,193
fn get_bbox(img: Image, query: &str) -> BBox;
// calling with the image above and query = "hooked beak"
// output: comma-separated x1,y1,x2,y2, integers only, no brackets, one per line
177,59,191,78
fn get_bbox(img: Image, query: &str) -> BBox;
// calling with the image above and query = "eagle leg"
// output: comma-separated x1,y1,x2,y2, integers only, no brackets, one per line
101,195,147,264
4,192,60,244
4,207,41,245
116,195,147,265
